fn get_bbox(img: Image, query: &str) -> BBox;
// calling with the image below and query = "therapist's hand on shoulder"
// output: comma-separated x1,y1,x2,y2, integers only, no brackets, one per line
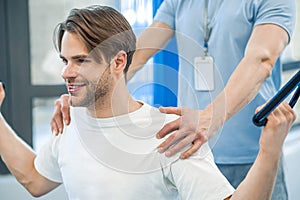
156,106,222,159
50,94,71,135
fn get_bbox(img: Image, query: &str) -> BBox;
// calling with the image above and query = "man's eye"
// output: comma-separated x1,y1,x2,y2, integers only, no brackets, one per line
78,59,90,63
61,59,67,65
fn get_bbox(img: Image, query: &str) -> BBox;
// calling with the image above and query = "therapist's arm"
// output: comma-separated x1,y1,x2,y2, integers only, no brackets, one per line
0,83,60,197
230,102,296,199
157,23,290,158
127,20,174,80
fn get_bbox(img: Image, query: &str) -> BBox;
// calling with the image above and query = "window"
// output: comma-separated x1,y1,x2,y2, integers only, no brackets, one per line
29,0,120,151
282,0,300,125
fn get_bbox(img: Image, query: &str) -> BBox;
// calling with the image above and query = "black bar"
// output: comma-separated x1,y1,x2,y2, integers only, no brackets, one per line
253,70,300,127
289,86,300,108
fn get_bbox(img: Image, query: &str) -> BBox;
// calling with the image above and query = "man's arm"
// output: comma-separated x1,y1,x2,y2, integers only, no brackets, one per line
157,23,290,158
168,102,295,200
230,102,296,199
0,83,60,197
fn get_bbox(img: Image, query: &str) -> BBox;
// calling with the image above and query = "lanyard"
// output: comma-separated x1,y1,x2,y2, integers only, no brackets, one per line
203,0,224,55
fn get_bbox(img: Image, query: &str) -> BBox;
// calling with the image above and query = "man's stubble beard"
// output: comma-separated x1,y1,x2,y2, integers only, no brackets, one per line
70,67,112,108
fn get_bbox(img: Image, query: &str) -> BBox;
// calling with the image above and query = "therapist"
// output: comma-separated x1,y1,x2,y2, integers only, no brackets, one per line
51,1,296,199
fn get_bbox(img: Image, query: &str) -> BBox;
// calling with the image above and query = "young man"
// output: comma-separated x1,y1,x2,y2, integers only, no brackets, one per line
0,6,296,199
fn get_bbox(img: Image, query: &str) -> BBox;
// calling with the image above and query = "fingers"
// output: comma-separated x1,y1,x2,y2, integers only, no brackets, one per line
60,94,71,125
157,129,208,159
263,101,296,132
156,117,181,139
255,104,265,114
157,107,210,159
159,106,182,115
51,99,64,135
166,135,193,157
0,82,5,93
281,101,296,121
0,82,6,106
0,81,5,90
277,101,296,126
51,119,61,136
157,130,183,153
180,138,206,159
50,94,71,135
259,101,296,156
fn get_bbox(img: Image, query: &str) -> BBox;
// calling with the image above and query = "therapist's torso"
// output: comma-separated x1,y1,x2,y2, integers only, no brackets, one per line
154,0,296,164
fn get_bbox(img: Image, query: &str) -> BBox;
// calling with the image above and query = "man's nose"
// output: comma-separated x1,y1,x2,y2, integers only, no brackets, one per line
61,63,79,80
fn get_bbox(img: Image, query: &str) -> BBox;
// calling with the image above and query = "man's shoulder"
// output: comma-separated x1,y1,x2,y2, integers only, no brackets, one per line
144,103,180,123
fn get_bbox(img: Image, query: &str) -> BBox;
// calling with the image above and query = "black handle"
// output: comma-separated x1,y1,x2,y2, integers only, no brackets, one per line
253,70,300,127
289,86,300,108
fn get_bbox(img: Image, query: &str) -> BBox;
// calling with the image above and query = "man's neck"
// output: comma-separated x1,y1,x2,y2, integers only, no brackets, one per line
86,87,142,118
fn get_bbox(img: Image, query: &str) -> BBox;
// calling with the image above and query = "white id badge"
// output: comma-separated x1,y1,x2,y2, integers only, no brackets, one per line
194,56,214,91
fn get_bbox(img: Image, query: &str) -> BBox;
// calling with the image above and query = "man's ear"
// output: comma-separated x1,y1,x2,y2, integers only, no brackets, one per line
111,50,127,75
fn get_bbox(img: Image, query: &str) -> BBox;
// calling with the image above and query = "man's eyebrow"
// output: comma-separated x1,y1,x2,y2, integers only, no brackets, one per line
72,54,90,59
59,54,91,60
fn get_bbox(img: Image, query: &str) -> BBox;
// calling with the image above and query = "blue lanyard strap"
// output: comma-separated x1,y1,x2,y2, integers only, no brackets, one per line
203,0,224,55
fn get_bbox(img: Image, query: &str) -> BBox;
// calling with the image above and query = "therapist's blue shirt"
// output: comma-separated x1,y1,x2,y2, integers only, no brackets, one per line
154,0,296,164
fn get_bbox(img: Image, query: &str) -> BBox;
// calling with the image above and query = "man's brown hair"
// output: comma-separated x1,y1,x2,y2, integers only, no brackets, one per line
54,5,136,75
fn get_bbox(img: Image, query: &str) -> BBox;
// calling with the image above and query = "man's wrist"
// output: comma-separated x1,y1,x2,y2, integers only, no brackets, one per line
258,149,281,164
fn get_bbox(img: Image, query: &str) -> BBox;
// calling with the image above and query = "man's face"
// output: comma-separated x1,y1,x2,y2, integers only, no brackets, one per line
60,31,112,107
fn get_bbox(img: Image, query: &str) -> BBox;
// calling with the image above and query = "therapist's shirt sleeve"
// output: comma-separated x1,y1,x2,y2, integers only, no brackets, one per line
246,0,296,43
34,135,63,183
164,143,235,200
153,0,177,29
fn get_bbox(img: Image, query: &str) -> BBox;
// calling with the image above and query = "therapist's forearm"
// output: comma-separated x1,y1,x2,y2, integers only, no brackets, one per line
205,55,272,132
127,48,160,80
206,24,289,129
127,21,174,80
214,56,270,118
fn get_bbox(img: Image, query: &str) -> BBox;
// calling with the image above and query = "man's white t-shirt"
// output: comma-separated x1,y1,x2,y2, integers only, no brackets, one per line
35,103,234,199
